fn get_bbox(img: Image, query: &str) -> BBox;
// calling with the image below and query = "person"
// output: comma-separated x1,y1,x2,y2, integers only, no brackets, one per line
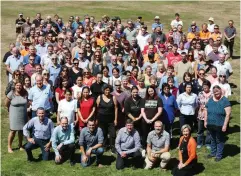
83,68,96,87
205,85,231,161
197,80,212,149
167,77,179,98
79,119,104,167
193,51,207,78
166,44,181,67
77,86,96,132
28,75,53,118
152,16,163,32
124,19,137,43
207,17,215,33
224,20,236,58
23,107,54,161
158,83,178,136
136,25,151,52
178,72,197,95
40,44,54,70
137,76,146,99
47,54,61,87
55,78,72,105
51,117,76,166
213,54,233,80
172,125,197,176
170,13,183,29
177,83,198,133
194,69,207,95
5,70,22,96
15,13,26,36
71,76,84,100
115,119,142,170
141,85,163,149
144,121,171,170
6,81,28,153
31,64,42,86
159,65,179,89
90,73,107,100
24,55,36,77
57,89,77,125
109,67,122,90
69,59,83,85
96,84,118,154
206,66,219,84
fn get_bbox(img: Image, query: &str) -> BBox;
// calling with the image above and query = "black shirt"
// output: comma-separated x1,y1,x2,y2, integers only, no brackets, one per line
3,51,12,63
124,96,142,118
141,97,163,119
69,68,83,84
90,81,107,100
32,18,43,28
179,138,189,163
15,18,26,33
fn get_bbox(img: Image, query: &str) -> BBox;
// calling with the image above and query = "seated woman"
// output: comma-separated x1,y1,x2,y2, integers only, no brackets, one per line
172,124,197,176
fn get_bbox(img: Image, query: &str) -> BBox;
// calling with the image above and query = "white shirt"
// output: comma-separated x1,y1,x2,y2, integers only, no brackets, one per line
213,61,233,79
218,45,229,55
170,19,183,28
36,44,48,57
41,54,52,70
71,85,84,99
204,44,213,56
176,92,198,115
78,58,90,69
58,99,77,125
136,32,151,51
211,81,231,98
177,48,188,55
208,23,215,33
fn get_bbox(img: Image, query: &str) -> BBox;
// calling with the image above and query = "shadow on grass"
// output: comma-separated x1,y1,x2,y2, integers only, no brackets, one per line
227,124,240,134
101,155,116,165
230,100,240,106
232,56,240,60
223,144,240,159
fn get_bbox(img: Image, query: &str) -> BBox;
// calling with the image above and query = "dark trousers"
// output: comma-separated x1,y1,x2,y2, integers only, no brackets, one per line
32,110,50,119
98,122,116,149
141,119,154,148
224,39,234,57
116,150,142,170
58,143,76,163
25,137,50,161
197,120,211,146
179,114,194,135
209,129,225,159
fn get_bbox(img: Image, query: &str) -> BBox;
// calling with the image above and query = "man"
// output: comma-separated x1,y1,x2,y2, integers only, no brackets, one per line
31,64,42,86
187,24,197,42
224,20,236,58
142,52,158,75
115,24,126,39
23,107,54,162
152,16,163,32
115,119,142,170
175,52,193,83
166,44,182,67
187,21,200,33
210,25,222,41
213,54,233,80
134,16,143,29
200,23,211,41
64,31,75,50
23,45,41,65
136,25,151,52
159,65,179,89
79,119,104,167
151,26,166,44
3,43,15,82
5,47,23,82
90,73,107,100
35,36,48,57
22,17,32,37
97,30,107,47
78,49,89,70
170,13,183,29
216,37,229,60
107,55,123,77
72,16,82,32
32,13,42,28
124,20,137,43
144,121,171,170
47,54,61,87
28,75,53,118
207,43,221,62
15,13,26,37
173,24,184,45
142,38,157,55
51,117,75,166
24,55,36,77
207,17,215,33
41,44,54,70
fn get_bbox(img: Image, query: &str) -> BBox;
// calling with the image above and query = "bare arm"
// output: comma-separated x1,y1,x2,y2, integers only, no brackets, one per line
55,92,60,104
151,107,163,122
223,106,231,132
113,96,118,125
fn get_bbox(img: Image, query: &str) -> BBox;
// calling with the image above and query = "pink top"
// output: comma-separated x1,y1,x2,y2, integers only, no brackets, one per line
206,75,219,84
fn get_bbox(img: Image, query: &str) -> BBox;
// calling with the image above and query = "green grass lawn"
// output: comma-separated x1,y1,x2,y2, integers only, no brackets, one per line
1,2,240,176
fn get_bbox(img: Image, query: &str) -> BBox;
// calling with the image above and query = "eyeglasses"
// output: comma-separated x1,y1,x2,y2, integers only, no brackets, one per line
199,73,205,75
79,53,84,54
216,40,221,41
29,59,34,61
219,75,226,78
52,58,57,60
15,74,20,76
115,84,121,86
74,63,79,65
131,61,136,63
43,73,49,75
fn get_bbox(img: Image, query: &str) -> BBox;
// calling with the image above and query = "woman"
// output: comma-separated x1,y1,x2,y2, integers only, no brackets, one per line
5,81,28,153
197,80,212,149
178,72,198,95
55,78,72,105
85,43,94,61
124,86,143,137
206,66,218,84
205,85,231,162
172,125,197,176
193,69,207,95
5,70,22,96
141,85,163,148
23,76,31,94
177,83,198,133
102,66,110,84
77,87,96,132
121,75,132,95
71,76,85,100
96,84,118,154
193,43,203,60
64,53,73,71
89,51,103,76
130,66,139,86
69,58,83,84
42,69,53,90
187,50,195,70
144,66,153,87
194,51,207,78
109,67,122,90
83,68,96,87
159,83,178,137
156,63,166,85
57,89,77,125
125,58,140,73
181,35,190,50
167,77,178,98
211,71,231,98
111,80,129,129
137,76,146,99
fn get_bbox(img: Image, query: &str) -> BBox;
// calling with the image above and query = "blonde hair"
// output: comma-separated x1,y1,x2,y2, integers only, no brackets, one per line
158,63,166,72
181,124,191,133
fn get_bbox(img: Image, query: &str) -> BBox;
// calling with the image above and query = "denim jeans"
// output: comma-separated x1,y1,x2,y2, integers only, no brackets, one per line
197,120,211,146
209,129,225,159
80,147,104,167
25,137,50,161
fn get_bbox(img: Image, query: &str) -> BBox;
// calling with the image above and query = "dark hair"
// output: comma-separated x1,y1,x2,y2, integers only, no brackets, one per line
123,70,131,76
161,83,171,96
126,119,134,124
145,85,158,100
212,85,222,90
173,44,178,48
167,65,174,70
34,64,42,68
81,86,90,102
102,84,113,93
131,86,139,92
64,88,72,95
87,117,95,124
132,66,139,72
112,67,120,73
183,72,192,82
102,66,109,72
59,77,70,89
211,65,217,72
37,107,45,112
167,76,174,83
202,80,211,88
184,82,193,90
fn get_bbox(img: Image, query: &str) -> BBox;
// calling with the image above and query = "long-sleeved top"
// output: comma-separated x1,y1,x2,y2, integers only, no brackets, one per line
176,92,198,115
23,117,54,140
79,127,104,149
115,127,141,155
51,124,75,156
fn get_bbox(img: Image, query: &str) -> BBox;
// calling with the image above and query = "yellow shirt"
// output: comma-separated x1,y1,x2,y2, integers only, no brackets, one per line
143,53,161,63
199,30,211,40
187,32,195,42
210,32,222,41
20,49,29,56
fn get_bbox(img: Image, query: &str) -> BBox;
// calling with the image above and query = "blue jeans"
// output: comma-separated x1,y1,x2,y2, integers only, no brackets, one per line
197,120,211,146
80,147,104,167
25,137,50,161
209,129,225,159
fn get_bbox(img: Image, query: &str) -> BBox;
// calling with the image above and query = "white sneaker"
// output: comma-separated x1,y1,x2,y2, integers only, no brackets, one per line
141,149,146,158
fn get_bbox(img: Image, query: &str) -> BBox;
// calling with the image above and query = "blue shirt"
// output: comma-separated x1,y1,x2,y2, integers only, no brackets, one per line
159,93,178,124
107,63,123,77
51,124,75,156
35,44,48,57
23,116,54,140
79,127,104,149
28,85,53,111
206,96,231,127
152,23,164,30
48,64,61,86
23,54,41,65
159,75,179,89
187,26,200,33
72,21,82,30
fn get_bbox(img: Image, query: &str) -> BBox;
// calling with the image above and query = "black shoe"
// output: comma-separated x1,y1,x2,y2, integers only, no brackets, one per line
206,154,215,159
70,161,75,166
215,158,222,162
111,148,116,155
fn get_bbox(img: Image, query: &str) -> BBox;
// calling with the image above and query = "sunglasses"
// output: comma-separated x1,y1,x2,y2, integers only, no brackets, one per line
74,63,79,65
79,53,84,54
131,61,137,63
43,73,49,75
115,84,121,86
219,75,226,78
199,73,205,75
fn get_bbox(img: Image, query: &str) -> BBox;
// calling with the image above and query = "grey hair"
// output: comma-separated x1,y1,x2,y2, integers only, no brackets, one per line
181,124,191,133
60,116,68,122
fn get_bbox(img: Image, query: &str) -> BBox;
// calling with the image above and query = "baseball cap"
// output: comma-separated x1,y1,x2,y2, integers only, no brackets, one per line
154,16,160,20
208,17,214,21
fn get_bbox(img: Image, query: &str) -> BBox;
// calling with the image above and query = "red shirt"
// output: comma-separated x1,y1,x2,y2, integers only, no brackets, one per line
142,45,157,55
24,64,35,77
166,52,182,66
55,87,73,101
77,97,95,127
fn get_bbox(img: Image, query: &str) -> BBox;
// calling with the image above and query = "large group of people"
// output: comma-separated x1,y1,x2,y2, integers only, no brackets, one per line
4,11,236,175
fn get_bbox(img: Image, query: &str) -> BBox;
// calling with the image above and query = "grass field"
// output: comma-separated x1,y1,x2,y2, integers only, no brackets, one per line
1,1,240,176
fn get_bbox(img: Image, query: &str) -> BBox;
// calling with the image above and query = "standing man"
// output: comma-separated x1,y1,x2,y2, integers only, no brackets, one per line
124,20,137,43
79,119,104,167
35,36,48,57
23,107,54,162
15,13,26,37
152,16,163,32
23,45,41,65
144,121,171,170
170,13,183,29
41,44,54,70
207,17,215,33
115,119,142,170
213,54,233,80
224,20,236,59
136,25,151,52
32,13,42,28
51,117,75,166
47,54,61,87
24,55,36,77
28,75,53,118
151,26,166,44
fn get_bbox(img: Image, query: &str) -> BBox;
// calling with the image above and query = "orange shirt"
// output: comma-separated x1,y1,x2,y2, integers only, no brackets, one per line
199,30,211,40
187,32,195,42
143,53,161,63
20,49,29,56
210,32,222,41
97,36,105,47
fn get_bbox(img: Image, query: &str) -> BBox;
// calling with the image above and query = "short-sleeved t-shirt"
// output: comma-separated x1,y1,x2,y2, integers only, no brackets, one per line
147,130,170,152
206,96,231,127
55,88,73,101
141,97,163,119
166,52,182,67
58,99,77,125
